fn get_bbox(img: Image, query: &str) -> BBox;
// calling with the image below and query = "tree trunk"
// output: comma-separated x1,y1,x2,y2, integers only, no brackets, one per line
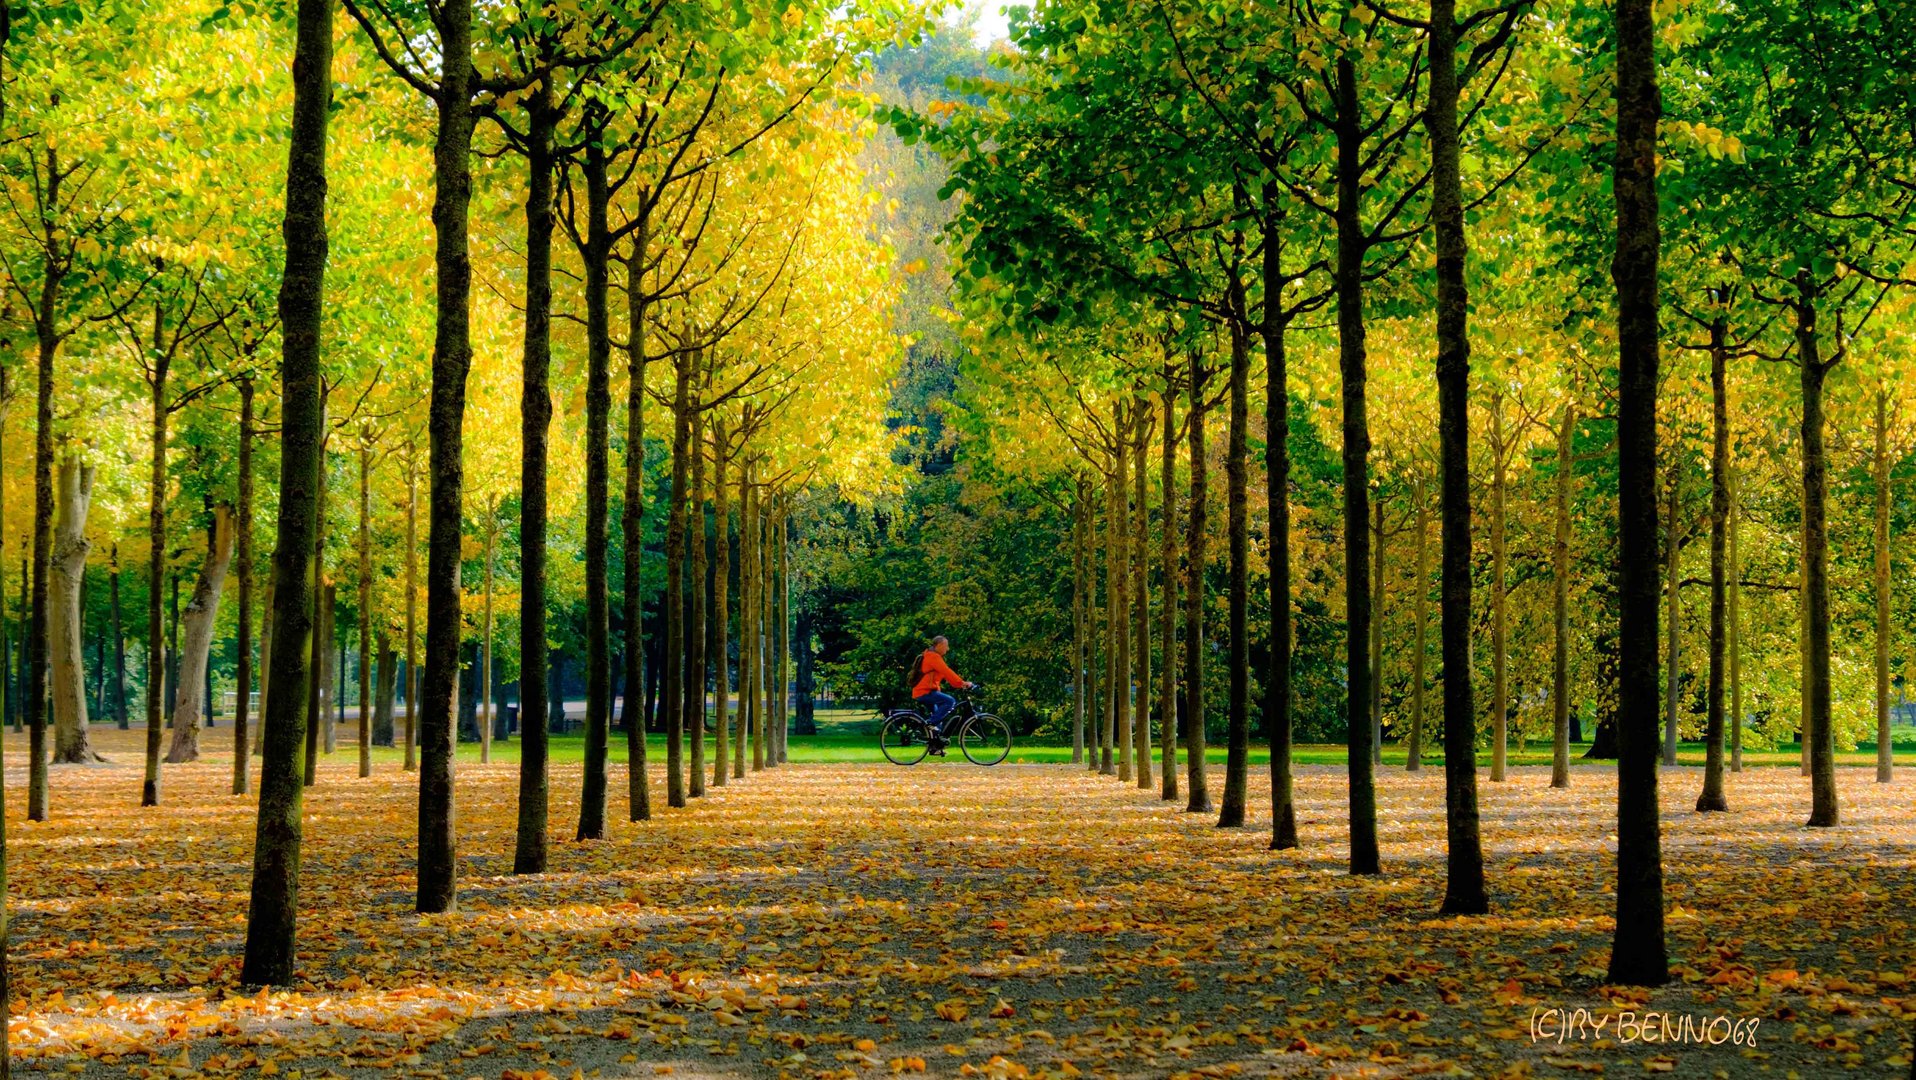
512,67,555,871
754,501,770,765
748,473,765,772
794,609,815,734
1552,404,1575,789
1160,384,1180,804
304,522,323,781
1336,55,1379,875
1607,0,1668,983
233,380,255,793
1371,492,1386,767
1131,415,1150,788
1796,290,1837,827
1491,396,1509,781
480,515,495,765
357,444,374,777
1072,475,1087,765
1106,425,1125,779
404,440,419,773
1697,321,1730,811
777,513,791,765
662,357,691,807
736,458,753,779
1183,351,1210,812
14,555,25,736
620,229,650,820
1728,464,1742,773
50,458,96,765
415,0,480,916
576,131,613,840
1662,460,1680,766
712,422,731,787
140,357,167,810
1262,269,1295,842
164,506,235,763
1218,302,1251,829
1409,477,1428,774
1430,0,1485,910
242,0,330,982
685,412,707,796
373,634,395,747
257,566,275,756
1873,387,1892,784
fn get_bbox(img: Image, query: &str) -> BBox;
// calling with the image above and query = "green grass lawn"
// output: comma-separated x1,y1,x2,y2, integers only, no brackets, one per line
352,708,1916,769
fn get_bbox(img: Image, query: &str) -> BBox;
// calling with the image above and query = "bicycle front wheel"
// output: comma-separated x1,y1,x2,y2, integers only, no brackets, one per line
959,713,1012,766
880,712,932,765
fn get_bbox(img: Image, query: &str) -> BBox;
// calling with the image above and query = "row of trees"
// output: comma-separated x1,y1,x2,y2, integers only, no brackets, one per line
895,0,1915,987
0,0,919,997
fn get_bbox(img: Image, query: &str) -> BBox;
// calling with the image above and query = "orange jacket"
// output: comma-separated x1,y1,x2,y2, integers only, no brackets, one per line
911,650,966,698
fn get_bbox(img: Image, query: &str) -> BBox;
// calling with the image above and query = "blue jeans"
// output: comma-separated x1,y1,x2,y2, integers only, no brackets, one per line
917,691,956,730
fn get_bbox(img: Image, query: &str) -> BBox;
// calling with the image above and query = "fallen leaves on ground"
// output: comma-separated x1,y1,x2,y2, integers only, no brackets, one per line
3,726,1913,1079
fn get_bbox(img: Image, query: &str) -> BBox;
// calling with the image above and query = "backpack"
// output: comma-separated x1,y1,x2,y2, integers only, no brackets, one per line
904,650,927,692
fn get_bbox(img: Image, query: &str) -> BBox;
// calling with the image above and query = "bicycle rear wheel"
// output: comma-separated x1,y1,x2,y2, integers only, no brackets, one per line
959,713,1012,766
880,712,932,765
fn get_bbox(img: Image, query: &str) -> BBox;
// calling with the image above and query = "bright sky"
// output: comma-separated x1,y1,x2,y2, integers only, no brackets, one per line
963,0,1015,43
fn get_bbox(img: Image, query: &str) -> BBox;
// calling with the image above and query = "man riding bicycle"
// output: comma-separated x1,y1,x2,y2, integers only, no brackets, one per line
909,636,974,734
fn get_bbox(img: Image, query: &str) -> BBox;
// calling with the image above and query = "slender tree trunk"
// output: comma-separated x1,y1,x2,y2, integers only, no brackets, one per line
712,424,731,788
404,441,418,772
748,473,766,772
686,413,707,797
1218,305,1251,829
777,512,791,765
1159,387,1180,804
480,516,495,764
242,0,330,980
1729,465,1742,773
1873,388,1893,784
576,132,613,840
1104,435,1123,779
662,358,691,808
165,506,234,763
1263,278,1295,844
49,458,95,765
141,364,167,810
1799,510,1811,778
513,79,554,864
1608,0,1668,982
1796,292,1837,827
257,567,275,756
754,501,770,765
1132,417,1150,788
1371,493,1386,767
1183,354,1210,812
373,635,395,747
14,554,24,736
1072,476,1087,766
414,0,480,915
1663,461,1680,766
1409,477,1428,774
112,546,128,730
736,458,752,780
1491,397,1509,781
1698,322,1730,811
233,380,255,793
305,500,324,788
1552,404,1575,789
1336,55,1379,875
1429,0,1485,910
357,444,373,777
620,237,651,821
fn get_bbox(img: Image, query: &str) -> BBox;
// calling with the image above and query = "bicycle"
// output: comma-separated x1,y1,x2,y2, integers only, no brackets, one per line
879,689,1012,766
